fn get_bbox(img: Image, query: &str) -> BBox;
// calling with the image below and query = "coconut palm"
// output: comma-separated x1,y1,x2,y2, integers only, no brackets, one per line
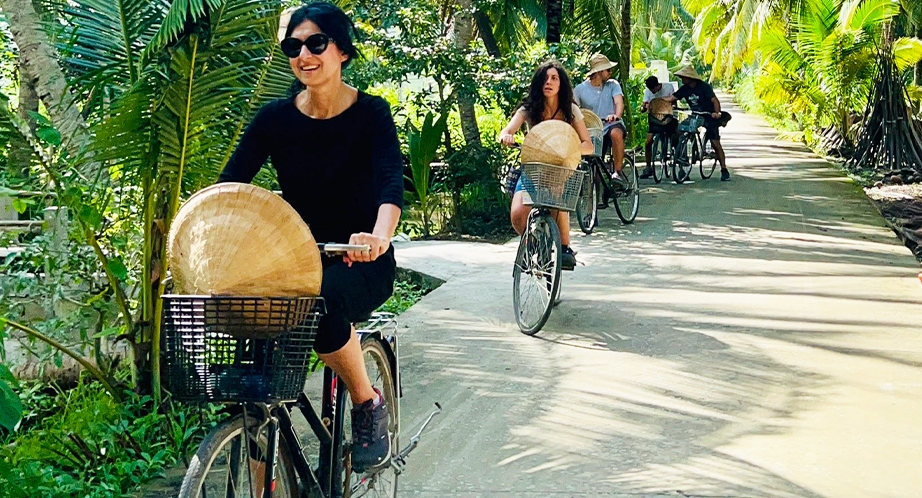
756,0,922,143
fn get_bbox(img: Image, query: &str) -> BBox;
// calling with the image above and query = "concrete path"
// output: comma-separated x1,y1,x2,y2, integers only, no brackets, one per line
392,96,922,497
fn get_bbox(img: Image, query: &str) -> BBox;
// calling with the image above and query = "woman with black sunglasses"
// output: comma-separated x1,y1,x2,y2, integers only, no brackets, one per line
218,1,403,474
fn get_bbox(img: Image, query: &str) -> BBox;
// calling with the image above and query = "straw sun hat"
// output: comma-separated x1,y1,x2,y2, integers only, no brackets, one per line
674,65,703,81
587,54,617,76
521,120,582,169
168,182,322,297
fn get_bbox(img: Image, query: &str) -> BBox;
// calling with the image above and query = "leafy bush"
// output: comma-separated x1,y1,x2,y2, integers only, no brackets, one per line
0,378,221,498
443,144,515,240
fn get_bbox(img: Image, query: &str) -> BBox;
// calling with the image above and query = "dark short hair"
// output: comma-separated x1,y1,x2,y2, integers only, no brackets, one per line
644,76,659,90
285,2,360,68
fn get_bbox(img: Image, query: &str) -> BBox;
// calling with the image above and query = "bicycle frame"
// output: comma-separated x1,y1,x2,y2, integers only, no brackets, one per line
243,319,401,498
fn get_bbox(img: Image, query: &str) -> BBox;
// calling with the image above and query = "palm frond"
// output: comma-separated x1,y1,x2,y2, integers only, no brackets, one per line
144,0,225,60
58,0,169,116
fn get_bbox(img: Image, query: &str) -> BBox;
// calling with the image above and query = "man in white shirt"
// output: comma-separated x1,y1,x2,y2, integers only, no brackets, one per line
574,54,627,186
641,75,676,178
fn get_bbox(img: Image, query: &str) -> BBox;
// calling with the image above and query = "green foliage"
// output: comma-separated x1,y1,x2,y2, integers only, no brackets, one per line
0,363,22,432
405,111,449,238
444,143,515,240
634,28,699,73
0,378,221,497
376,278,432,315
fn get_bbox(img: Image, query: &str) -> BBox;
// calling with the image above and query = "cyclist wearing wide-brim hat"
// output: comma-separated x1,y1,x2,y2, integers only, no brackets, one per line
573,54,629,194
664,65,732,181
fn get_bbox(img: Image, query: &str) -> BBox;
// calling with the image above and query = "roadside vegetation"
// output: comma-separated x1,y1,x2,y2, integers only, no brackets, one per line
0,0,921,494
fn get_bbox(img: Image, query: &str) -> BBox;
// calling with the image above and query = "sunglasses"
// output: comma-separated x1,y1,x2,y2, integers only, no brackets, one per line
280,33,332,58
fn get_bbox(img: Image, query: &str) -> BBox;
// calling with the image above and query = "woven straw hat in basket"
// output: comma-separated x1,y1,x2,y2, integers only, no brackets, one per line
168,183,322,297
581,109,604,130
648,97,673,120
521,120,582,169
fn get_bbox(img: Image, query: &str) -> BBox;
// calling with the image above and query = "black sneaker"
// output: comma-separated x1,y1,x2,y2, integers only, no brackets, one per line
720,169,731,181
561,246,577,271
350,389,391,473
639,168,653,179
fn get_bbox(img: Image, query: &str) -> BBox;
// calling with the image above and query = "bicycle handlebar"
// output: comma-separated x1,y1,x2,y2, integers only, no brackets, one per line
318,243,370,255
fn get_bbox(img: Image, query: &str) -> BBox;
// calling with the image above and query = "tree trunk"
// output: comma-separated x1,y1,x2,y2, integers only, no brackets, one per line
9,63,39,179
620,0,631,85
475,10,501,58
546,0,562,44
452,0,482,146
2,0,90,157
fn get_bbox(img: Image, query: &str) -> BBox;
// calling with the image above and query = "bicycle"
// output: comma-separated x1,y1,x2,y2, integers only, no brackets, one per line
648,122,674,184
162,243,441,498
574,131,640,234
672,110,717,184
513,162,584,335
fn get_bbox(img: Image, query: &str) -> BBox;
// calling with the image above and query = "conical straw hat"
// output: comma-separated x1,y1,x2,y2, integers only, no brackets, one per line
581,109,604,130
521,120,582,169
168,183,322,297
648,97,673,119
674,65,703,81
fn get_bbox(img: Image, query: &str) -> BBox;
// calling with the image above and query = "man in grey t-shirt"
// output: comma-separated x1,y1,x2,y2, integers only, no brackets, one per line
574,54,628,188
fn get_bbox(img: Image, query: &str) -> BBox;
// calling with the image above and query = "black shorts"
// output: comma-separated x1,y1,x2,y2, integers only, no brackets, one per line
703,116,721,141
648,118,678,136
313,245,396,353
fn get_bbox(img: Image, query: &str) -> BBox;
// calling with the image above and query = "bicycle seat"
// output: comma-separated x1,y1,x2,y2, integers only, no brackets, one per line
353,312,374,324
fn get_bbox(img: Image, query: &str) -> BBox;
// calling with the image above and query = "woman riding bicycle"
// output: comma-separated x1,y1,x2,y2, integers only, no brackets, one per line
499,60,593,270
217,1,402,473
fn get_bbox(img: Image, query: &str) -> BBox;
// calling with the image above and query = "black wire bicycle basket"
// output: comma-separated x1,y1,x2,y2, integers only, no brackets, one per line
520,162,585,212
161,295,325,403
676,110,704,133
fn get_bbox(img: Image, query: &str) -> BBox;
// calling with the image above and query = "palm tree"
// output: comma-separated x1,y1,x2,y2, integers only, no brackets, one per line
3,0,289,400
757,0,919,142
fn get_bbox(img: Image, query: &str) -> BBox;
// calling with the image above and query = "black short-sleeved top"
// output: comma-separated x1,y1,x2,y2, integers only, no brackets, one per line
672,81,716,113
218,92,404,244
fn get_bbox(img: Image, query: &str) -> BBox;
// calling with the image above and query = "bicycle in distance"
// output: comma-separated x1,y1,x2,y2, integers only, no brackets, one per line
672,109,718,184
162,243,441,498
574,125,640,234
512,160,585,335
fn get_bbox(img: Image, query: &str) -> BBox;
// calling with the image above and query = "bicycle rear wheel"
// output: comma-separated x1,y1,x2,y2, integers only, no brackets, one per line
613,155,640,224
651,134,667,184
575,160,597,234
513,213,562,335
672,134,694,184
179,414,299,498
336,337,400,498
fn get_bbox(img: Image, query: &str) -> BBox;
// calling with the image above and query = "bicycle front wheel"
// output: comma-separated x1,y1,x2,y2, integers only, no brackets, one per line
651,135,666,184
613,155,640,224
336,337,399,498
513,213,562,335
672,134,694,184
575,161,597,234
179,414,299,498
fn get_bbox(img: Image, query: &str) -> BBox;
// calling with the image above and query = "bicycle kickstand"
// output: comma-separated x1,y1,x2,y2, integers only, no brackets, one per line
391,403,442,475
